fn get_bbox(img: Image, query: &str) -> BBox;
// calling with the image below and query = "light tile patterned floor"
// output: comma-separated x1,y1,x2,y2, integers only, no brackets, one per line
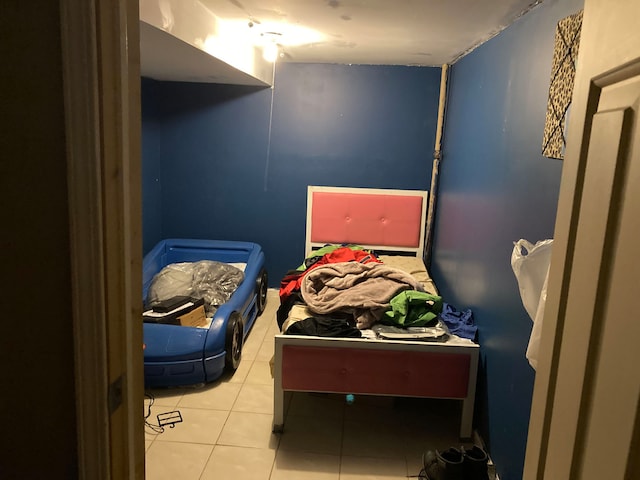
145,289,468,480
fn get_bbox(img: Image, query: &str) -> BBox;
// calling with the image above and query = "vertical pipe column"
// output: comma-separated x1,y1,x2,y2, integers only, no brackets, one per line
424,63,449,267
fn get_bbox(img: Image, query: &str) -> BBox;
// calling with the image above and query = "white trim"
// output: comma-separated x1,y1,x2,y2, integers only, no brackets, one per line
60,0,144,478
96,0,144,477
60,1,110,478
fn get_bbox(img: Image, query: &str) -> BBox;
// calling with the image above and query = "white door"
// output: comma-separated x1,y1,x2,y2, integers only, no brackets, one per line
525,0,640,479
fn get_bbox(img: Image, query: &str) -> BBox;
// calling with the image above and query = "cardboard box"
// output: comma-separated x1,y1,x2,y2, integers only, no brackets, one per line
143,297,205,325
177,305,207,328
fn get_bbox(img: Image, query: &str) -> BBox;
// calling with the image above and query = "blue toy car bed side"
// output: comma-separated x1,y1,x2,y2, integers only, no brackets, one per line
142,239,267,387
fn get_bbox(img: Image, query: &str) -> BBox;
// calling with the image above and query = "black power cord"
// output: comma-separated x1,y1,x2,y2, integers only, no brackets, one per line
145,392,183,434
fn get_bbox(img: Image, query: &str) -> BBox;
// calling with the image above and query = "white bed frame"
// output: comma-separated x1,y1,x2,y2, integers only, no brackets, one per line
273,186,479,438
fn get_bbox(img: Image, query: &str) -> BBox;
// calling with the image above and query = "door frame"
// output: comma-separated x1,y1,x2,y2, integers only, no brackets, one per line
60,0,144,478
61,0,639,477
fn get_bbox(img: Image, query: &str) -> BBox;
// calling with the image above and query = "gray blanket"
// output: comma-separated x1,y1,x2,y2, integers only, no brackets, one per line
301,262,424,329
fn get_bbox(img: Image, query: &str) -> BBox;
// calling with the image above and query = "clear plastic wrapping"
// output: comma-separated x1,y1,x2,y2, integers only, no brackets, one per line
147,260,244,316
372,321,450,342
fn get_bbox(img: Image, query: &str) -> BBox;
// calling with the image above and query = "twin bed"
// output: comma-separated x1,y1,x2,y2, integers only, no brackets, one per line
272,186,479,439
141,185,479,438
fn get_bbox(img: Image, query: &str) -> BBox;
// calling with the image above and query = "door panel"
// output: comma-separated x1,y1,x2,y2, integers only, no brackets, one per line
575,76,640,480
525,0,640,476
542,76,639,478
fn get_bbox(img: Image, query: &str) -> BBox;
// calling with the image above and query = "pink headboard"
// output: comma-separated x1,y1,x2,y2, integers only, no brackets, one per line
306,186,428,257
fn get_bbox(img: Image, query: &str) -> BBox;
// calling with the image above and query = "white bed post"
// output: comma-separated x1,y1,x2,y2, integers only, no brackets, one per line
272,336,285,433
460,347,479,438
305,187,314,256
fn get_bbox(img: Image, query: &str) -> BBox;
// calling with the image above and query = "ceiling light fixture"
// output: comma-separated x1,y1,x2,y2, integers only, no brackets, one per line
263,42,279,62
261,32,282,63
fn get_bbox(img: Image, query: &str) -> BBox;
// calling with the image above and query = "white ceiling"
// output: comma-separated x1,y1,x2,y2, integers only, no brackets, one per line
198,0,542,66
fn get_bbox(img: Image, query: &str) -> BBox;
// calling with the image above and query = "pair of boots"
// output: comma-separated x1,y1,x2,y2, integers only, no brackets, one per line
419,445,489,480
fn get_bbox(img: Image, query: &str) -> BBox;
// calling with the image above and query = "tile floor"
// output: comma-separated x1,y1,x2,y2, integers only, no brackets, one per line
145,289,471,480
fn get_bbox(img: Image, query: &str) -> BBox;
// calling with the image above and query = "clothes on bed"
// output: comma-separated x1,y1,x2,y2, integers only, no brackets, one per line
298,244,372,270
280,246,381,305
278,246,445,336
381,290,443,327
279,303,309,331
372,322,449,341
377,255,439,295
280,304,361,337
439,302,477,340
279,271,307,306
277,292,305,330
301,261,425,329
285,316,362,338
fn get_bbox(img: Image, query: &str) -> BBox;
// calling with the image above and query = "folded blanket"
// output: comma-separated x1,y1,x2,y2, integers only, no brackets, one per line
301,262,424,329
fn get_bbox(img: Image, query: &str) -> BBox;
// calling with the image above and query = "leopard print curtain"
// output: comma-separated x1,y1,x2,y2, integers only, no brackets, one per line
542,10,583,160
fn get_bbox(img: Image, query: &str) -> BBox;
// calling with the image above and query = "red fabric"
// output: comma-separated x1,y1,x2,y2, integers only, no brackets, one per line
279,271,306,301
314,247,381,267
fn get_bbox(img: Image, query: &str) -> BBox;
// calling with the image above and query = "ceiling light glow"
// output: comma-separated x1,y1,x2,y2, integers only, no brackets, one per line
262,42,279,62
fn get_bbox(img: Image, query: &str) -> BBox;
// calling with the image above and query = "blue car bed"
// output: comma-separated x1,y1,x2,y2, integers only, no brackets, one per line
142,239,267,387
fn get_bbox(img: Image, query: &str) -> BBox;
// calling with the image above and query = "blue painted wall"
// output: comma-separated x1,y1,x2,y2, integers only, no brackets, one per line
141,64,442,282
141,77,164,254
153,81,273,250
430,0,583,478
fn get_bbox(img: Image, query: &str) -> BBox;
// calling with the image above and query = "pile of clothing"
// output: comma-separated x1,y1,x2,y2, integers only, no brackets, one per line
277,245,475,340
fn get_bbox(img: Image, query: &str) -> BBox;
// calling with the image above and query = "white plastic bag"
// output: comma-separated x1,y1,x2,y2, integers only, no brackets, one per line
511,239,553,370
527,270,549,370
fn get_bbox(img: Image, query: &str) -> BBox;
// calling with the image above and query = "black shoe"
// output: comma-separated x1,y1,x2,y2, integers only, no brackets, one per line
419,447,464,480
462,445,489,480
